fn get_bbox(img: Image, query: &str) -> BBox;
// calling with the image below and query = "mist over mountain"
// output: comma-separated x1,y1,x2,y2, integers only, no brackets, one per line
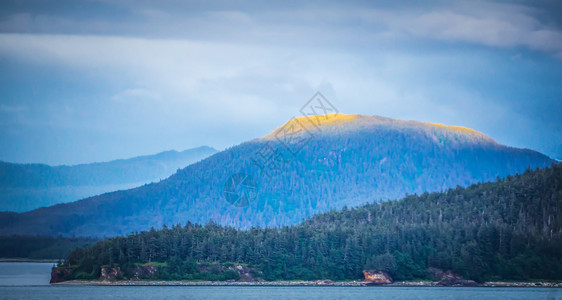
0,146,217,212
0,114,554,237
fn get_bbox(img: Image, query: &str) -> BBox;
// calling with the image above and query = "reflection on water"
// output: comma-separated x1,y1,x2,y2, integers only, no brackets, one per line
0,262,54,286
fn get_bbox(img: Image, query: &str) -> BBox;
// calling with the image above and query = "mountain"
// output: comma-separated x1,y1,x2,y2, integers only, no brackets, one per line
0,146,218,212
0,114,554,237
0,236,97,260
56,163,562,283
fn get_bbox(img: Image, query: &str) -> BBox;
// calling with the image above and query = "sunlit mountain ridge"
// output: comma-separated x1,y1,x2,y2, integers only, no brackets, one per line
265,113,495,145
0,114,554,237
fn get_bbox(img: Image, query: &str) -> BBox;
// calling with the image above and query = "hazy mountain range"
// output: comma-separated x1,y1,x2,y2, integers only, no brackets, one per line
0,146,217,212
0,114,554,237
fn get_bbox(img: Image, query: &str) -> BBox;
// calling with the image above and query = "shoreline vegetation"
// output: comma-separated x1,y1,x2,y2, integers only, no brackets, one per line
53,165,562,285
53,280,562,288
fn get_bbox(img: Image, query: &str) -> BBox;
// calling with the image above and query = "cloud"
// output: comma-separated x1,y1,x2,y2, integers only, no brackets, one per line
1,1,561,58
399,10,562,57
0,1,561,164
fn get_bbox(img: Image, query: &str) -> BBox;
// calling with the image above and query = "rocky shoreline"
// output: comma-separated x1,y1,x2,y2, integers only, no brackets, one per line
52,280,562,288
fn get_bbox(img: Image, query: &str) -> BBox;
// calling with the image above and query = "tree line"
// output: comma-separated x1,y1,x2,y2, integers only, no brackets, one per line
60,163,562,282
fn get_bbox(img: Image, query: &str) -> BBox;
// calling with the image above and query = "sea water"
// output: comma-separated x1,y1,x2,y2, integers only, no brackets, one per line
0,262,560,299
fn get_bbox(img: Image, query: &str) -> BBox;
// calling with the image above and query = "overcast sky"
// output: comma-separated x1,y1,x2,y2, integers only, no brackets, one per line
1,0,561,165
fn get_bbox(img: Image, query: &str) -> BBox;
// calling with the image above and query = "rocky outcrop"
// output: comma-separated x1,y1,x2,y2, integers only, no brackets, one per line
427,268,480,287
437,278,480,287
130,265,158,279
50,267,73,283
231,264,257,282
314,279,336,285
427,268,461,281
362,270,392,284
197,263,261,281
100,267,123,281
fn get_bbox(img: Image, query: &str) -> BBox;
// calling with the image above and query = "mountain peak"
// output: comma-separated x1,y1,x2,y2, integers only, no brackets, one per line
264,113,495,144
420,122,489,138
264,113,361,138
1,113,553,236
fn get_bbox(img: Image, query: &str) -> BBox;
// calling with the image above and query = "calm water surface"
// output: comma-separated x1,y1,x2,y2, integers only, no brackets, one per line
0,262,53,286
0,262,560,299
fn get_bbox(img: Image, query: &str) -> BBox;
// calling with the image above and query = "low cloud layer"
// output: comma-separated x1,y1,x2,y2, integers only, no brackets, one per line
0,0,561,164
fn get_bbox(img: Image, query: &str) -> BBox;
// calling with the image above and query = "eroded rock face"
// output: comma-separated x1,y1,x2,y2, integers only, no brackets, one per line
427,268,461,281
198,264,260,281
100,267,122,281
50,267,72,283
131,265,158,279
231,264,256,282
362,270,392,284
427,268,480,287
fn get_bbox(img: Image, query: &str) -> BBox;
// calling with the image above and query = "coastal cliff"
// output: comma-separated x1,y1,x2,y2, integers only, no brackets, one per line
50,267,73,284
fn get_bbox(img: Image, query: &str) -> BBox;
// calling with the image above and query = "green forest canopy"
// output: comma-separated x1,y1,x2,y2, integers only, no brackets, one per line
60,163,561,282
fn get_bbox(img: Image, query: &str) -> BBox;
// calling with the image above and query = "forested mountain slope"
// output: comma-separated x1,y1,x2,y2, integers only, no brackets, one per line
0,114,554,236
0,146,217,212
59,163,562,282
